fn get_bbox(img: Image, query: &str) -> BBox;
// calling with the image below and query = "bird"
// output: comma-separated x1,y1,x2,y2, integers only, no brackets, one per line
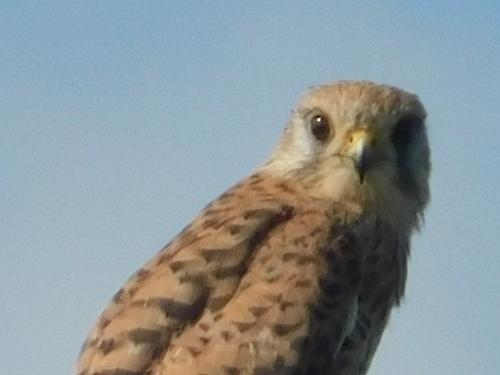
76,80,430,375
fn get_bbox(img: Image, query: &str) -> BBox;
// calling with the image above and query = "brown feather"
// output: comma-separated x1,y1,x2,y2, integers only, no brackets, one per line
77,81,430,375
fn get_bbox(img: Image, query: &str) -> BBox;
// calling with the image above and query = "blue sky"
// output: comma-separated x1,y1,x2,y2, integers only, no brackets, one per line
2,2,499,374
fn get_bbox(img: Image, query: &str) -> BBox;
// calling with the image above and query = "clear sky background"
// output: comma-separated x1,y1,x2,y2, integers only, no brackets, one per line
2,2,500,374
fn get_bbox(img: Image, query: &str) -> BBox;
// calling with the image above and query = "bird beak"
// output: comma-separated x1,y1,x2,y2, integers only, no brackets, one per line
344,128,377,183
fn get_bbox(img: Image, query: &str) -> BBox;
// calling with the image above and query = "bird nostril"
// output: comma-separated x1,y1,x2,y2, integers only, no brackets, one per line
349,136,354,143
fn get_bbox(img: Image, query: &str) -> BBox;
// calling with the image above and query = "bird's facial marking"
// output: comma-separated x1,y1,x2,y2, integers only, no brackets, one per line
391,115,423,148
390,114,426,191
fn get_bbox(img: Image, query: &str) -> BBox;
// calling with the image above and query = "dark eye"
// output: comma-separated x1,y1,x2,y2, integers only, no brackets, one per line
310,114,331,142
391,115,423,149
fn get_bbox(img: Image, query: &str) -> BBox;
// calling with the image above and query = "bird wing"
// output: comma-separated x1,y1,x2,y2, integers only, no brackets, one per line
76,173,362,375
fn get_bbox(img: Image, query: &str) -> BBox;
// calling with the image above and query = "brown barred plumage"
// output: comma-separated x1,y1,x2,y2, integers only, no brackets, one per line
76,81,430,375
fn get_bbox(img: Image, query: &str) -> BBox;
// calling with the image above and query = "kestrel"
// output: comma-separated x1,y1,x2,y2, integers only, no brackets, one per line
76,81,430,375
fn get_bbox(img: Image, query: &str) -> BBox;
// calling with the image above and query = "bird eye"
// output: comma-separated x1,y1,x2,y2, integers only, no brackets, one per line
391,115,422,148
310,114,331,142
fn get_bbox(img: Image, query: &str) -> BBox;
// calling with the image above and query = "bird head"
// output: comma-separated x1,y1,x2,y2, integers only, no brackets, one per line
264,81,430,231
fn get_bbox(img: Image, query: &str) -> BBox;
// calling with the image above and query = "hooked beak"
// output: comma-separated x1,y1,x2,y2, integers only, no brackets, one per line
344,128,377,183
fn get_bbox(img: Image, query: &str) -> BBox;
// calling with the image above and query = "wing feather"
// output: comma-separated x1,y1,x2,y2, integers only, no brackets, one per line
77,174,297,375
76,174,363,375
